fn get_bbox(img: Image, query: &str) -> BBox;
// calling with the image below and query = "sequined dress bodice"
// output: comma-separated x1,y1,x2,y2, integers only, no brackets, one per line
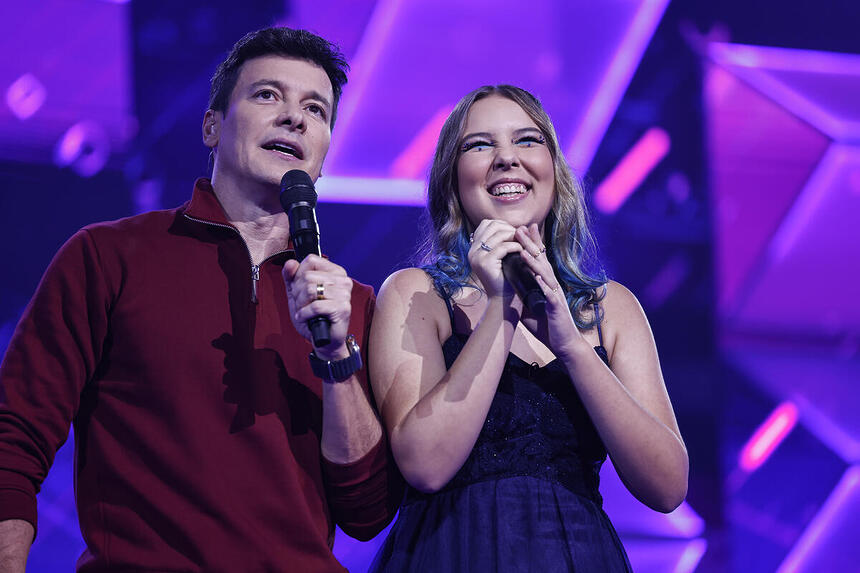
405,332,609,506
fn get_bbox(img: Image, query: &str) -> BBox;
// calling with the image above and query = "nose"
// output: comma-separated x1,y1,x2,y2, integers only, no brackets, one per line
493,142,519,170
277,104,305,132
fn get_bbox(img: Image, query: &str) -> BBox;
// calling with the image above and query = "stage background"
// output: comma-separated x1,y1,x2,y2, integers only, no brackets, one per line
1,1,858,571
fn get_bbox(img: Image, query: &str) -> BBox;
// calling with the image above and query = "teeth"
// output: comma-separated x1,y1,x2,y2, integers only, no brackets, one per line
265,143,300,158
490,183,527,196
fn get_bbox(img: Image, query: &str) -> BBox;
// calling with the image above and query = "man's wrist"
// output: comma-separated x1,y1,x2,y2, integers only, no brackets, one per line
309,335,363,382
312,342,349,362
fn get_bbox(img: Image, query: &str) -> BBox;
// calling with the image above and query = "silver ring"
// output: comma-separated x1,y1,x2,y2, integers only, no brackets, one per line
480,241,492,252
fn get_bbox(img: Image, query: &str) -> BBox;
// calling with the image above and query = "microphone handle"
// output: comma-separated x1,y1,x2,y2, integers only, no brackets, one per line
290,210,332,348
501,253,547,315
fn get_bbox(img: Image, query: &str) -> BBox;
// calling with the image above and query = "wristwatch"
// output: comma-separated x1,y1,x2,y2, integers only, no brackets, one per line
308,334,363,382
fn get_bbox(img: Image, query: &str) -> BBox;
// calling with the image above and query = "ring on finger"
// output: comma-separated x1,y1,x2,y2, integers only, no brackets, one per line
533,246,547,258
480,241,492,252
315,283,326,300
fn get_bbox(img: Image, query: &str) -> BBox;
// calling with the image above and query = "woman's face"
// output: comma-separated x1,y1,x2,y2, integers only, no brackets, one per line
456,95,555,232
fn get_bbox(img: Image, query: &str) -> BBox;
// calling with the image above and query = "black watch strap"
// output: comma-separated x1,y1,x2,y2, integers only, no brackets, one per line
308,334,363,382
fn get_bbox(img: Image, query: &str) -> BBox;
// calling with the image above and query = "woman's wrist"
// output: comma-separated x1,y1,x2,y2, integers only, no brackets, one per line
483,293,522,324
557,333,595,367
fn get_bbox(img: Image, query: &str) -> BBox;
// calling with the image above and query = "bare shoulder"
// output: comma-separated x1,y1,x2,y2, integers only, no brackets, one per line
376,267,449,337
598,280,653,355
600,280,645,318
378,267,436,304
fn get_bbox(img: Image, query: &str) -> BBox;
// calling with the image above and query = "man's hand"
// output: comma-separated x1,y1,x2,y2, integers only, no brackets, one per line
0,519,33,573
282,255,354,360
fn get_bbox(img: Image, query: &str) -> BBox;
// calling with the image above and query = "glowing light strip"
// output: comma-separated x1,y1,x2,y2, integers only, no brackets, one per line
390,105,453,178
708,42,860,141
768,144,848,264
566,0,670,173
709,42,860,75
664,501,707,538
738,402,799,473
777,465,860,573
593,126,670,213
325,0,404,168
316,175,424,206
642,254,689,309
788,395,860,463
674,539,708,573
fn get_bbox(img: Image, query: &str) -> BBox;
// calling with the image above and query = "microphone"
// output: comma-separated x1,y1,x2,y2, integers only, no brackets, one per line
279,169,331,347
502,253,547,315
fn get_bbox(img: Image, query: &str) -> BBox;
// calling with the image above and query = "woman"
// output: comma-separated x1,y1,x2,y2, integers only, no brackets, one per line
368,85,688,571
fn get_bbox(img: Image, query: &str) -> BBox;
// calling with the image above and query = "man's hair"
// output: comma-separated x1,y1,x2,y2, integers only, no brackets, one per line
208,27,349,128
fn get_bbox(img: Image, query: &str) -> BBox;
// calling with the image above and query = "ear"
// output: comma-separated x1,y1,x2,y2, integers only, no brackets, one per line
202,109,221,148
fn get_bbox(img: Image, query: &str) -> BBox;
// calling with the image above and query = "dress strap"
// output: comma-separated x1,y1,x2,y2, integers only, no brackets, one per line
441,289,456,329
593,302,604,347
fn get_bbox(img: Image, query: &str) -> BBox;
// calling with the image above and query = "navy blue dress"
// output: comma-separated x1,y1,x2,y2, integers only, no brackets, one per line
369,296,632,572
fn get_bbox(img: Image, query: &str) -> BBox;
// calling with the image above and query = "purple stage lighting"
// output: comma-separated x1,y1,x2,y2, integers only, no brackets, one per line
289,0,670,205
54,121,110,178
6,73,46,120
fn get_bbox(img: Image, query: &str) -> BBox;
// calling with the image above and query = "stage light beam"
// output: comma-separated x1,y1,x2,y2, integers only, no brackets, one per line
739,402,799,473
594,126,671,214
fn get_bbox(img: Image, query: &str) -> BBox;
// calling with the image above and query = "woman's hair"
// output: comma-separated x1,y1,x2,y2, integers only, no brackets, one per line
418,84,606,328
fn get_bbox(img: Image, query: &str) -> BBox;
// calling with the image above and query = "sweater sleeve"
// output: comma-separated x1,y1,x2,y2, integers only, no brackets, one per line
320,287,403,541
0,229,112,530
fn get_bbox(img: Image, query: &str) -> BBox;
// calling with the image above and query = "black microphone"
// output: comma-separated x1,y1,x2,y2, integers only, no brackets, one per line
502,253,547,315
279,169,331,347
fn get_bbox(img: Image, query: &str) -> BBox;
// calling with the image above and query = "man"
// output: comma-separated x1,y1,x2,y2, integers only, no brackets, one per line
0,27,400,572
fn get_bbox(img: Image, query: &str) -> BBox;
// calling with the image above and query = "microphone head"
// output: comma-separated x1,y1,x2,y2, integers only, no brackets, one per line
279,170,317,212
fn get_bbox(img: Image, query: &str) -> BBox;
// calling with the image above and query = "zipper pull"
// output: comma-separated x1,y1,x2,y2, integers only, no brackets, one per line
251,264,260,304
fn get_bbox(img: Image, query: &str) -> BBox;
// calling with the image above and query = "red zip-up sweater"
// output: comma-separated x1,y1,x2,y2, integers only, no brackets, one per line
0,179,401,572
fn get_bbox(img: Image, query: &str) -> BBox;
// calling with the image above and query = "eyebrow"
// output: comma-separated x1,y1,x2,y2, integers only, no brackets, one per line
248,79,332,111
461,127,543,141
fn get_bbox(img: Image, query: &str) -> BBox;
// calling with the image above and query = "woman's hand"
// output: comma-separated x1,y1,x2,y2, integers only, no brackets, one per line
514,224,585,361
467,219,523,301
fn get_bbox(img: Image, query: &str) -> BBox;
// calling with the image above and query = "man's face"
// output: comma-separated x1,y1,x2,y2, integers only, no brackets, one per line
203,55,334,197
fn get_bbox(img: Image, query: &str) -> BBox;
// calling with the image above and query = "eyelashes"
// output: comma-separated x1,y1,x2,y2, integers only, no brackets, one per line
461,140,490,152
460,134,547,153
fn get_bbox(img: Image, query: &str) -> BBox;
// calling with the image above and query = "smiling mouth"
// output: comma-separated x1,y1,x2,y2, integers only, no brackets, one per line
488,182,529,197
262,142,303,160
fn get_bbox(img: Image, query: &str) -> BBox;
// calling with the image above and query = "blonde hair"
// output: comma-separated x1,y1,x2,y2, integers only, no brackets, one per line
419,85,606,328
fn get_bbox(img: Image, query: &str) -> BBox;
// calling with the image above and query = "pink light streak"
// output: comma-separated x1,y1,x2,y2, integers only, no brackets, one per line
593,126,670,214
566,0,670,173
739,402,799,473
390,105,453,179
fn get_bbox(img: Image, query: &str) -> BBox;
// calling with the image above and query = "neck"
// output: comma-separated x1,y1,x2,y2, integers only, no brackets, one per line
211,179,291,264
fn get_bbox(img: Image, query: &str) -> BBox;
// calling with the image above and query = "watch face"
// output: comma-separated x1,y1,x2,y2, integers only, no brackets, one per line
347,335,359,354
